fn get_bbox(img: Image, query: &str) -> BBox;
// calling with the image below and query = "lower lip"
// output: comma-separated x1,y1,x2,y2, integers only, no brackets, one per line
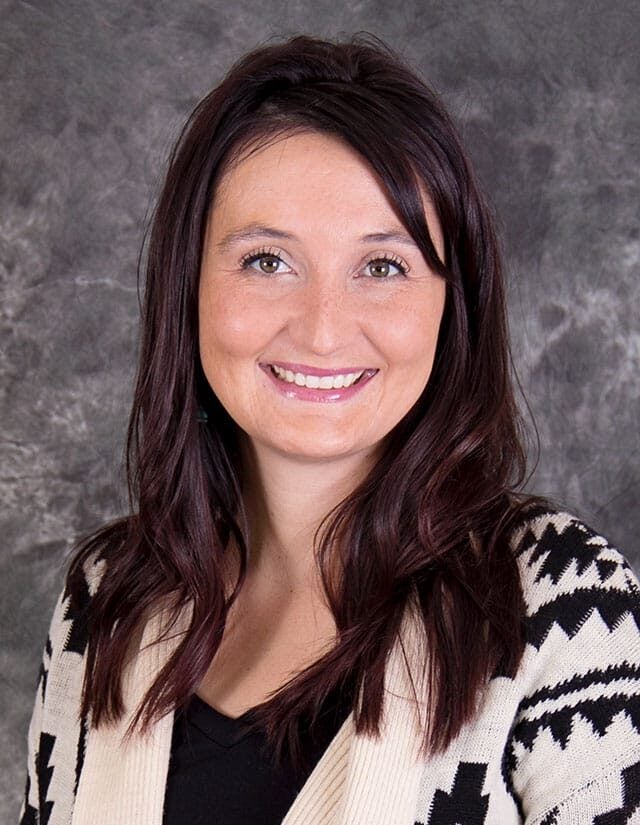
259,364,378,403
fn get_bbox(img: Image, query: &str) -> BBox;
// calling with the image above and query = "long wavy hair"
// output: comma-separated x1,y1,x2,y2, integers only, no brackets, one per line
68,32,539,774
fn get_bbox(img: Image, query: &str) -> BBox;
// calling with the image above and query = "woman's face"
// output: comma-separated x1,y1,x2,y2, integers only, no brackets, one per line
199,131,446,464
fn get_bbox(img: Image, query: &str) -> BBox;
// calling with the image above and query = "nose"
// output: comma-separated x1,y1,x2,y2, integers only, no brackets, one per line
288,273,358,356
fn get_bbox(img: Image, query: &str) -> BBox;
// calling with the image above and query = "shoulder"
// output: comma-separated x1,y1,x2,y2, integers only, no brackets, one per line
509,506,639,649
509,505,635,581
504,507,640,822
47,548,108,658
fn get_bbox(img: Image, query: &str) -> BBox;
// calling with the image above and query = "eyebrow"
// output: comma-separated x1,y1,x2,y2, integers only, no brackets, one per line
360,231,419,247
215,224,295,252
214,223,420,252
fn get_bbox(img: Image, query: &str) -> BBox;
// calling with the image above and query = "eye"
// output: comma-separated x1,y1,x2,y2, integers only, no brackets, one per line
240,248,291,276
364,255,408,279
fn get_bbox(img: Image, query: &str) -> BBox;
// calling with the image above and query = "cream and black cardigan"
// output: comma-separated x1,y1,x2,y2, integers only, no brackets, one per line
19,509,640,824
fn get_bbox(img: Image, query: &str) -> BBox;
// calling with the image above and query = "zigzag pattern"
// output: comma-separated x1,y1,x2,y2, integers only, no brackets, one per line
513,513,640,654
61,574,92,656
505,653,640,770
526,521,604,584
593,761,640,824
515,516,632,587
512,692,640,751
526,586,640,649
517,662,640,710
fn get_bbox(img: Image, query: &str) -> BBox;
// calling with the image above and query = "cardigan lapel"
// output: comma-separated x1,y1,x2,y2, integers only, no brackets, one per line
71,600,187,825
72,597,427,825
283,598,428,825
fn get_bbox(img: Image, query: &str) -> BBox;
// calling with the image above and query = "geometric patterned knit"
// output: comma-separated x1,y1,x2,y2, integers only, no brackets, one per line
18,508,640,824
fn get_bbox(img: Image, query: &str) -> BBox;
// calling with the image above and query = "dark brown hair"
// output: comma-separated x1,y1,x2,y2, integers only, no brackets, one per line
68,32,539,774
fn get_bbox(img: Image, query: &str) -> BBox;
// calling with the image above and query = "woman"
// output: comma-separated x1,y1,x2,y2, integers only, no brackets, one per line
20,34,640,825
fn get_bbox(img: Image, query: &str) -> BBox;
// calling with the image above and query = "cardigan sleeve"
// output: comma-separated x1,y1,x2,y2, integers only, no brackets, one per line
18,553,104,825
527,761,640,825
507,512,640,824
19,584,69,825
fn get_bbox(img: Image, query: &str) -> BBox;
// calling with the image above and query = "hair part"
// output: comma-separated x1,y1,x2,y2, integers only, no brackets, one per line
68,32,541,776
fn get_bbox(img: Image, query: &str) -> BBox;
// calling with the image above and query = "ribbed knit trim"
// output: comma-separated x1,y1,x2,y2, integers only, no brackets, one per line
282,714,354,824
336,599,427,825
71,602,186,825
71,596,427,825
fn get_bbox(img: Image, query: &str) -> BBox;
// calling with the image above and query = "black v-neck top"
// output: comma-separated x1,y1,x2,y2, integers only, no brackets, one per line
162,681,354,825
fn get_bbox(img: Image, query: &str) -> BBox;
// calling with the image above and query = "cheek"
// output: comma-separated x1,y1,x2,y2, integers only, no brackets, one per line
377,292,445,372
199,283,272,361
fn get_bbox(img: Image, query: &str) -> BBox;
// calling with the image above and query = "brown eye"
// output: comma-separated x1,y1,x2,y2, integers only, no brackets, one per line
365,258,406,278
240,251,290,275
369,260,391,278
258,256,280,274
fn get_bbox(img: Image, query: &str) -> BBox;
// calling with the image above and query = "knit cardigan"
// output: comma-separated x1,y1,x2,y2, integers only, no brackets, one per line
19,509,640,825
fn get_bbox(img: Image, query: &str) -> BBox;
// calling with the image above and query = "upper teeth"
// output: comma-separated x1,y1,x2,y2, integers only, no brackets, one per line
270,365,366,389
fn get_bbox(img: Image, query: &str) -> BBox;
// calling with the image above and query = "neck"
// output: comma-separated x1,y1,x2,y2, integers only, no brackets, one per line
236,434,377,593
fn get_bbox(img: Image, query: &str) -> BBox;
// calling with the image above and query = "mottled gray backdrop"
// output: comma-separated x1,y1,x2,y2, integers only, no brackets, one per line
1,0,639,818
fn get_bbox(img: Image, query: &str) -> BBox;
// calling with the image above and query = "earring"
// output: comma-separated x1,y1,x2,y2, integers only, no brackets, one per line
197,407,209,424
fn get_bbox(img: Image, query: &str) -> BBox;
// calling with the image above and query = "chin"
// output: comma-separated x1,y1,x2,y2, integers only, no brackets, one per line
277,435,379,462
279,443,355,460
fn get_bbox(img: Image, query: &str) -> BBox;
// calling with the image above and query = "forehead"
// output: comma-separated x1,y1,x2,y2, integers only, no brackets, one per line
208,131,438,244
212,131,396,219
205,131,445,261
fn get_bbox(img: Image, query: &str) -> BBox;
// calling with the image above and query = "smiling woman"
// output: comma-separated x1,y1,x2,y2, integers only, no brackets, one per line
198,131,446,461
19,34,640,825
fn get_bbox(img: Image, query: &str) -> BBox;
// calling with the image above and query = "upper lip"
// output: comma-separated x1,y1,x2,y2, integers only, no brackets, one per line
261,361,378,377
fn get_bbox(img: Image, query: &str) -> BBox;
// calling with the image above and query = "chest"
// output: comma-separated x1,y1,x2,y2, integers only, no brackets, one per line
195,585,339,717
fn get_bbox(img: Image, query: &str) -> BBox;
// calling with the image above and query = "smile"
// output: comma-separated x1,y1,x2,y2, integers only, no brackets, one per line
268,364,376,389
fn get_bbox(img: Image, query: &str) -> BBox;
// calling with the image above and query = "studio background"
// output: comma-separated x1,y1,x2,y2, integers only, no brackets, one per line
1,0,638,818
